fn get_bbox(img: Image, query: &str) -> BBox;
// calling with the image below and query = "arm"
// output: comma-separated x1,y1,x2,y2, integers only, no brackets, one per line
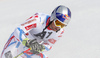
19,13,40,33
13,13,40,41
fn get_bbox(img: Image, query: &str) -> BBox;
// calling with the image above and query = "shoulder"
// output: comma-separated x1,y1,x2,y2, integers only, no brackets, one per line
35,13,50,19
26,13,50,23
37,13,50,20
35,13,50,24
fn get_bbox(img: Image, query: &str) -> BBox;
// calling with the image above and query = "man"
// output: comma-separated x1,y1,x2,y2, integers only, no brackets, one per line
1,5,71,58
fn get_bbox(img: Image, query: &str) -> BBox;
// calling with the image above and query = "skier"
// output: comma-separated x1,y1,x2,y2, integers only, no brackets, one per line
0,5,71,58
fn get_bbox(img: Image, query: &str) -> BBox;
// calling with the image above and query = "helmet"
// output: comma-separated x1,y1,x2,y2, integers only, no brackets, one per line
50,5,71,26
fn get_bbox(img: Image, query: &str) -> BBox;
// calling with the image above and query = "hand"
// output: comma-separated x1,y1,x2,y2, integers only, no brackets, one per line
26,39,45,54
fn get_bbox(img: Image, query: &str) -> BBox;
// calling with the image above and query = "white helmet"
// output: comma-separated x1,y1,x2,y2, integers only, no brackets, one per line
50,5,71,26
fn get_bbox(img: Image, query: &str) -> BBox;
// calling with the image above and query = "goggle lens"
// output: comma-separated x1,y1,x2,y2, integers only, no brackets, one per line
54,19,66,28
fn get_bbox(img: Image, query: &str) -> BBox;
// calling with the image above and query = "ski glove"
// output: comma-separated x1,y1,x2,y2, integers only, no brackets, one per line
22,38,45,54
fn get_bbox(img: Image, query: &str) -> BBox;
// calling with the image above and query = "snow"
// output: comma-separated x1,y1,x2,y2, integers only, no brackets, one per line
0,0,100,58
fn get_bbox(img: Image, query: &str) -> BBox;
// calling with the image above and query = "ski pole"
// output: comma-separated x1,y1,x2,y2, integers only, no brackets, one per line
14,41,44,58
14,48,31,58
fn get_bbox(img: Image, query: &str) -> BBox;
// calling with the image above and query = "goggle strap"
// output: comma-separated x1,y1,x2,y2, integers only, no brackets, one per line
43,20,54,31
43,19,60,33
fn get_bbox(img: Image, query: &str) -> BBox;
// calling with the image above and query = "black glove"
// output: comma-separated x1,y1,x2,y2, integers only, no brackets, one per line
26,39,45,54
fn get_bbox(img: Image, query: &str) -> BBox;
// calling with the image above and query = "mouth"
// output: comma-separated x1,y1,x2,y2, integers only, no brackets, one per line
55,28,58,31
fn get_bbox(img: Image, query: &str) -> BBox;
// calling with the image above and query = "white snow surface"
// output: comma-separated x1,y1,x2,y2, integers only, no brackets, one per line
0,0,100,58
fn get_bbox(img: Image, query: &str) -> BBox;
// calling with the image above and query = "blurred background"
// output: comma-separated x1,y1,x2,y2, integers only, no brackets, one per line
0,0,100,58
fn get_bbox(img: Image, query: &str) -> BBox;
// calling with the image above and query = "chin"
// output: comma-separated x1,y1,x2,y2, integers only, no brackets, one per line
51,28,55,31
53,29,57,31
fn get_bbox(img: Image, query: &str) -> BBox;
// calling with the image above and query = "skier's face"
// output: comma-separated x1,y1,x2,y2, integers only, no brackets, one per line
50,21,60,31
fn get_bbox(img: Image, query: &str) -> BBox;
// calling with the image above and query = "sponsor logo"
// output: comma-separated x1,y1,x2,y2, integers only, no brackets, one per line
26,14,38,20
62,14,69,20
21,19,36,26
34,15,38,18
25,23,37,31
48,39,56,44
43,43,49,45
27,16,33,20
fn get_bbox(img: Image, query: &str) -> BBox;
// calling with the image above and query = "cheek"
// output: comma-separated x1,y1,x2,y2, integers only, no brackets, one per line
52,22,60,30
52,22,56,28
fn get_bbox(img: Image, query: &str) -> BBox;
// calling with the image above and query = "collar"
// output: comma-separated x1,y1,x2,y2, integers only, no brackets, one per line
46,17,52,30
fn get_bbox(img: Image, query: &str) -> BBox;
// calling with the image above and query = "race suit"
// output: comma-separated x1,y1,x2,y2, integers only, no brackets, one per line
0,13,64,58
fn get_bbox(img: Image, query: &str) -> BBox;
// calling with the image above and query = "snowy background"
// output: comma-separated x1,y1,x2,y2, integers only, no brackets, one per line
0,0,100,58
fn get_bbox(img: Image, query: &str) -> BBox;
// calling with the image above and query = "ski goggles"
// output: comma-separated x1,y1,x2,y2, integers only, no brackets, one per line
54,19,66,28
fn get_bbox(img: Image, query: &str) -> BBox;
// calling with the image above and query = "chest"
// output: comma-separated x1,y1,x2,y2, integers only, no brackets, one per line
25,24,58,42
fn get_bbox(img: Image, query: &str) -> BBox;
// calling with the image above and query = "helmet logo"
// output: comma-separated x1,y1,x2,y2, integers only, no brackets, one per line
62,14,69,20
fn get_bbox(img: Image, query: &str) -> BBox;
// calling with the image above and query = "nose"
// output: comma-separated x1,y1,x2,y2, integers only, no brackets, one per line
55,27,60,31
